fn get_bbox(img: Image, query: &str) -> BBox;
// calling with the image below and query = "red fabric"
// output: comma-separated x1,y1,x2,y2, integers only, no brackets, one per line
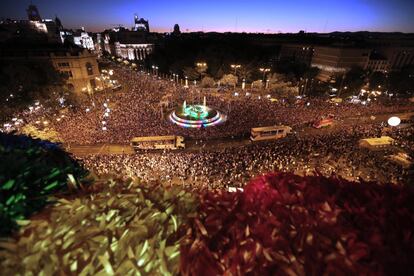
180,172,414,275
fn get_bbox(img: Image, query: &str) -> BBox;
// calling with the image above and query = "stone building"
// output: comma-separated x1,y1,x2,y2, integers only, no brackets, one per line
50,49,100,94
99,14,154,61
311,46,370,80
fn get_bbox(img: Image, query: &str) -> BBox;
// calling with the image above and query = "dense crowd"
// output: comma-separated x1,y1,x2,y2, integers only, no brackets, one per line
51,65,413,144
3,63,413,188
81,123,413,188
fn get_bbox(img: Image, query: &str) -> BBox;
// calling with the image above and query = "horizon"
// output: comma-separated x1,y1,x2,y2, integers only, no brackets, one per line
1,0,414,34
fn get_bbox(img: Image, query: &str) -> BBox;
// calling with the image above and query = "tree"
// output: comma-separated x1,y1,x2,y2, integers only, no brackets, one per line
220,74,238,87
182,67,199,80
388,65,414,96
341,66,366,96
368,71,386,90
237,62,256,81
0,60,65,120
251,80,263,89
304,67,320,80
201,76,215,88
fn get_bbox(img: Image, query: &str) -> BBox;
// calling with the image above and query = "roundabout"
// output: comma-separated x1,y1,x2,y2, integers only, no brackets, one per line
169,99,226,128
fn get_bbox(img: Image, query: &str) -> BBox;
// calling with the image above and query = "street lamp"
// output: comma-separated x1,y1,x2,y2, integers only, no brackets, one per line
196,62,207,67
151,65,158,76
230,64,241,75
259,67,270,80
196,62,208,80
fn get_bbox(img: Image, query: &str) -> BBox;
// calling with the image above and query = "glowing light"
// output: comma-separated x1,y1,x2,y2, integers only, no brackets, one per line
102,126,107,131
388,116,401,127
169,104,226,128
86,108,90,112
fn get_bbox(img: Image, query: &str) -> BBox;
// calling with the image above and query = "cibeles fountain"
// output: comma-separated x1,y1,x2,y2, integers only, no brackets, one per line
169,97,227,128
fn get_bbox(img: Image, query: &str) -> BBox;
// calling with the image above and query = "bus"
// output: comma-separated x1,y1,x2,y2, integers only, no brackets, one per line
250,125,292,142
313,115,334,128
131,136,185,150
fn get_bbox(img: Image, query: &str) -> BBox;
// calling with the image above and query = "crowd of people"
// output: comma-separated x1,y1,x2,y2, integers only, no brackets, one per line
3,62,413,188
50,64,412,145
81,123,413,189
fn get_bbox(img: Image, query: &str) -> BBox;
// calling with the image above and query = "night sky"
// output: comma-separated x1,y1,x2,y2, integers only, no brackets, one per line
1,0,413,33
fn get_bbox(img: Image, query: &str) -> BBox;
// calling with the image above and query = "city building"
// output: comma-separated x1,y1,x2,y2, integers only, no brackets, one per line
100,14,154,61
311,46,370,80
50,49,101,94
0,42,101,95
381,47,414,71
0,5,102,95
60,28,95,51
133,14,150,32
365,51,388,72
278,43,314,66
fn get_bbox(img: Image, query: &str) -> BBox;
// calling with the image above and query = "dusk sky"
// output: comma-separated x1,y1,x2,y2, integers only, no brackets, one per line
1,0,413,33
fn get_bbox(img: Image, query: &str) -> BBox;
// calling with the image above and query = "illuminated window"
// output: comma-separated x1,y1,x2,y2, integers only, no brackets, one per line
58,62,70,67
86,62,94,76
61,71,73,78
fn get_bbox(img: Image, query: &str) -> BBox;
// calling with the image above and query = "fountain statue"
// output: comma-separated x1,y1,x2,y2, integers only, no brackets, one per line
182,100,187,113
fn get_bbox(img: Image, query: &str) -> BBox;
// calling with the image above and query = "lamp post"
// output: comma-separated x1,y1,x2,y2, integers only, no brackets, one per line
151,65,158,76
242,78,246,90
185,76,188,88
259,67,270,80
196,62,207,80
230,64,241,75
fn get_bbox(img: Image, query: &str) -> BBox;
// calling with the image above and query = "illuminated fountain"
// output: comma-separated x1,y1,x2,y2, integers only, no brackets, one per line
169,97,226,128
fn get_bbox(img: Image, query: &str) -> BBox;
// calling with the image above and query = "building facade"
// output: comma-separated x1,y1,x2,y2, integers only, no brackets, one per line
50,49,100,94
365,51,388,72
311,46,370,80
278,44,314,66
99,14,154,61
382,47,414,71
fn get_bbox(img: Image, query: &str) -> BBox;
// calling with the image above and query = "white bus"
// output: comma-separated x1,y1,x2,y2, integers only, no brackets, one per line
250,125,292,142
131,136,185,150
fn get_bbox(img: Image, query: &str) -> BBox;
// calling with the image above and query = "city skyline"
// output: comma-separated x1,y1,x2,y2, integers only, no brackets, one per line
1,0,414,33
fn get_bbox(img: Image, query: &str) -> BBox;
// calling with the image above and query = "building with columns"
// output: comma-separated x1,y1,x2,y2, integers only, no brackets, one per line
99,14,154,61
114,41,153,60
